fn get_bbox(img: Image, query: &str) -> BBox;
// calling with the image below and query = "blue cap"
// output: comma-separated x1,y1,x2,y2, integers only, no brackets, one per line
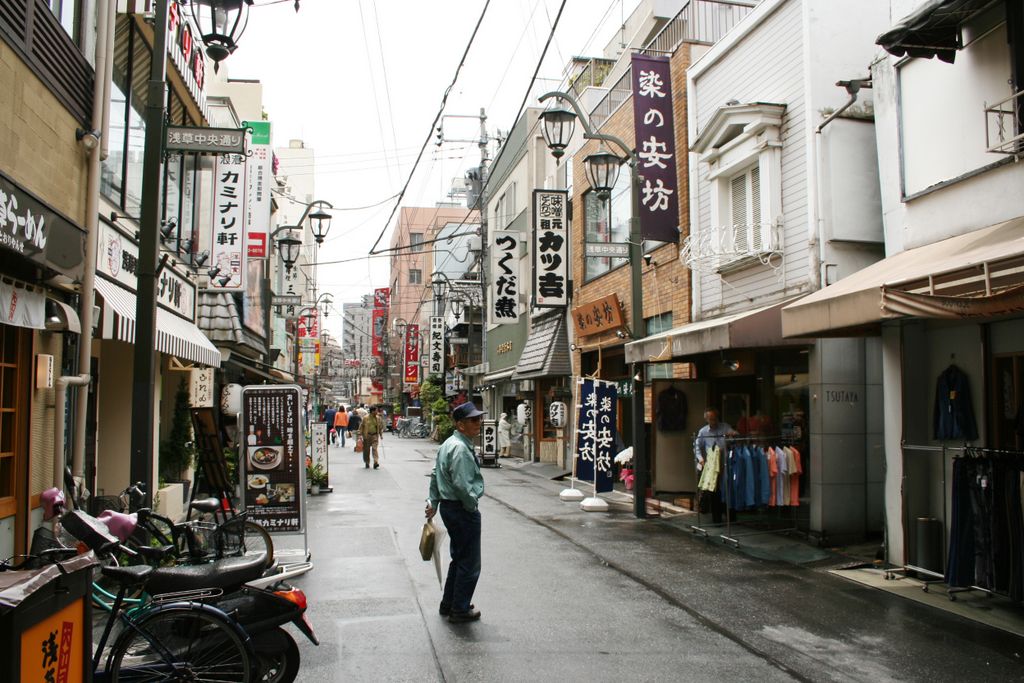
452,402,486,421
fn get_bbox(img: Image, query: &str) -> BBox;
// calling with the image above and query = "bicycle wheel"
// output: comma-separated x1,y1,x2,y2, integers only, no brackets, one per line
213,518,274,567
109,604,252,682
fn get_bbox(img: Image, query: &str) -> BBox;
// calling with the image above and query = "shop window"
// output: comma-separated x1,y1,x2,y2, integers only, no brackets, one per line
644,312,673,382
583,166,630,280
47,0,83,46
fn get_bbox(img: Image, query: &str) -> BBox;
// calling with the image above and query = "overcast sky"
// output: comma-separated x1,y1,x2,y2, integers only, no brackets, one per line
227,0,640,340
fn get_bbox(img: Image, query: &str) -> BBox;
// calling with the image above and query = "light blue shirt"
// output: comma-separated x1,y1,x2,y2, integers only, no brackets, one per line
428,431,484,512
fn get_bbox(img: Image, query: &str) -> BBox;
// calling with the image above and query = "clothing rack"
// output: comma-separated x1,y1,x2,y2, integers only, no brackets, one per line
690,434,803,547
891,442,1024,604
886,443,957,591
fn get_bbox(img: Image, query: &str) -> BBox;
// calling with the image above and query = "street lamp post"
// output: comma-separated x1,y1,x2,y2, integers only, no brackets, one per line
539,90,648,519
130,0,251,505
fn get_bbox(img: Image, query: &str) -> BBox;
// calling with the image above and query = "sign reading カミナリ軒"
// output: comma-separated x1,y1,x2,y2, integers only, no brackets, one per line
209,154,247,291
240,385,305,533
533,189,569,308
630,53,680,243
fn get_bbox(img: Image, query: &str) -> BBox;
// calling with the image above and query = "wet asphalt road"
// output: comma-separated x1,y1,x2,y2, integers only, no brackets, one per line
286,436,1024,682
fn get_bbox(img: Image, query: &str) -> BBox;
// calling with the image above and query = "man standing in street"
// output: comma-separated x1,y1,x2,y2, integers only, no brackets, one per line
347,407,361,441
425,402,485,623
360,406,384,469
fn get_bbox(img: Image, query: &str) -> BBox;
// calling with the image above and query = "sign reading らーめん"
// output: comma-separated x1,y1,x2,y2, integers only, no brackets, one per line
0,170,86,278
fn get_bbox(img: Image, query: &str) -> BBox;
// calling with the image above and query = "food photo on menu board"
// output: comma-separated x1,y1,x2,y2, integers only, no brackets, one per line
247,474,296,506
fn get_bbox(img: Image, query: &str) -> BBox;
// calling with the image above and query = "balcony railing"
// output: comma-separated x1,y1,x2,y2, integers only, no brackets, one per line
588,0,757,129
985,89,1024,154
681,221,783,274
568,58,616,101
643,0,758,54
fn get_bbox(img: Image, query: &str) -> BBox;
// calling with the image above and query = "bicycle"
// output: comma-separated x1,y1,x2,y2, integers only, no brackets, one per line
98,483,274,568
3,547,255,682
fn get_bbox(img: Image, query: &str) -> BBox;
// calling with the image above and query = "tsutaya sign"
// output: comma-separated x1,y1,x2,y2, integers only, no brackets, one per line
533,189,569,308
244,121,272,258
630,53,680,243
489,230,522,325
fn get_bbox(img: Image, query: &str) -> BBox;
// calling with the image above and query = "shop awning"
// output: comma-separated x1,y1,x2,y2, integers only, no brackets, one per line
876,0,999,63
513,313,570,380
624,299,802,364
95,277,221,367
462,362,489,376
781,217,1024,338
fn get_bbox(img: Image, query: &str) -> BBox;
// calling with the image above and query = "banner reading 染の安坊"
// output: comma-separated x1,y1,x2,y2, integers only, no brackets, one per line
630,53,680,243
575,378,617,494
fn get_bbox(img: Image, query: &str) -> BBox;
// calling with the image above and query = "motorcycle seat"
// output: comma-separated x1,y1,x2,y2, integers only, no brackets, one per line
145,552,268,595
189,497,222,514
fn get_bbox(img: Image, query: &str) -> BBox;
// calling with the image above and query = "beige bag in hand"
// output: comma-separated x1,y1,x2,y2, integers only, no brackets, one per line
419,518,436,561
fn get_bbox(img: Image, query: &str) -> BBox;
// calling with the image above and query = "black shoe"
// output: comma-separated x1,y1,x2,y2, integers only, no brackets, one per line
364,463,369,468
373,462,379,469
448,608,481,623
439,603,474,617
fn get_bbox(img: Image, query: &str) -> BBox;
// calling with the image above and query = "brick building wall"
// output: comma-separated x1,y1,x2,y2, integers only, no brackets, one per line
0,40,89,225
570,45,695,418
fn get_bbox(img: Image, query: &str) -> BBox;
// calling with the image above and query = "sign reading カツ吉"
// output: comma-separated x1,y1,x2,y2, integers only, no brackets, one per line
533,189,569,308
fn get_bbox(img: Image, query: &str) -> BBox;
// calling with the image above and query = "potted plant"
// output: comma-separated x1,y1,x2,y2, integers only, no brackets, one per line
307,462,326,495
159,379,197,504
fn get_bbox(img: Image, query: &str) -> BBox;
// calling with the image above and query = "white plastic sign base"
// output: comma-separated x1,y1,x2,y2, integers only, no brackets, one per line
580,496,609,512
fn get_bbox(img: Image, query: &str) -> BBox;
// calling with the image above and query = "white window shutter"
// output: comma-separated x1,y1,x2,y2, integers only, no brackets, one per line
730,173,747,253
750,165,762,251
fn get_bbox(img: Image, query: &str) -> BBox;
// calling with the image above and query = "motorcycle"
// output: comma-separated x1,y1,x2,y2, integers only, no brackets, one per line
55,496,317,683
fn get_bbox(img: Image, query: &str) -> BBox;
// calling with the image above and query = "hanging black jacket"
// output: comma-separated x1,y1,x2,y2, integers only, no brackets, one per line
933,364,979,441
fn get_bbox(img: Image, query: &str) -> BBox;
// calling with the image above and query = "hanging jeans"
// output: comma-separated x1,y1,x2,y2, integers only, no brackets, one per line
947,458,975,588
969,461,995,590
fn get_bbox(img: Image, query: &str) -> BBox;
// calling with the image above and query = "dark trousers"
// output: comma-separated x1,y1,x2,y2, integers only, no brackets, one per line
439,502,481,614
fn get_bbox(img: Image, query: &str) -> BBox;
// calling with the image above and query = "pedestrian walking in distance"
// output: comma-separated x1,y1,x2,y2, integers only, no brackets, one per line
324,404,337,446
334,406,348,447
426,402,486,623
360,405,384,469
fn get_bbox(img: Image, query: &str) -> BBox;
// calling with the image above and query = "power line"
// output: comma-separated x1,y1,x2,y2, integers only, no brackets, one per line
367,0,493,254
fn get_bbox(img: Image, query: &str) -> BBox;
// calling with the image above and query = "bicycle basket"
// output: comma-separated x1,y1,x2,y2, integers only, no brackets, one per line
184,521,218,558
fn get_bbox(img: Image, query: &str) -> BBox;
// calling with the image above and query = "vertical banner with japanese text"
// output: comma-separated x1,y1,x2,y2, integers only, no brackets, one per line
489,230,522,325
371,308,386,358
404,323,420,385
244,120,272,258
575,378,617,493
373,287,391,310
429,316,445,378
630,53,680,243
533,189,569,308
210,153,247,290
482,420,497,455
240,385,305,533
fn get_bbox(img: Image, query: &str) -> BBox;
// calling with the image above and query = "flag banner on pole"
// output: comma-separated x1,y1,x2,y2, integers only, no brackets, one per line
575,378,617,493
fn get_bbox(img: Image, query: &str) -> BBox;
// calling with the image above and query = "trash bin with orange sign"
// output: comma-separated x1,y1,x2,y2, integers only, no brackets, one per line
0,552,96,683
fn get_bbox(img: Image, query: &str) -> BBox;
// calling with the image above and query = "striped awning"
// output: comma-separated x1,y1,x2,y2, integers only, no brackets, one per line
95,278,221,367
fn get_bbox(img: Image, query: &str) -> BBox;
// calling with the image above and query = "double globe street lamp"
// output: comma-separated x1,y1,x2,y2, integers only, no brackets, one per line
538,90,649,519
